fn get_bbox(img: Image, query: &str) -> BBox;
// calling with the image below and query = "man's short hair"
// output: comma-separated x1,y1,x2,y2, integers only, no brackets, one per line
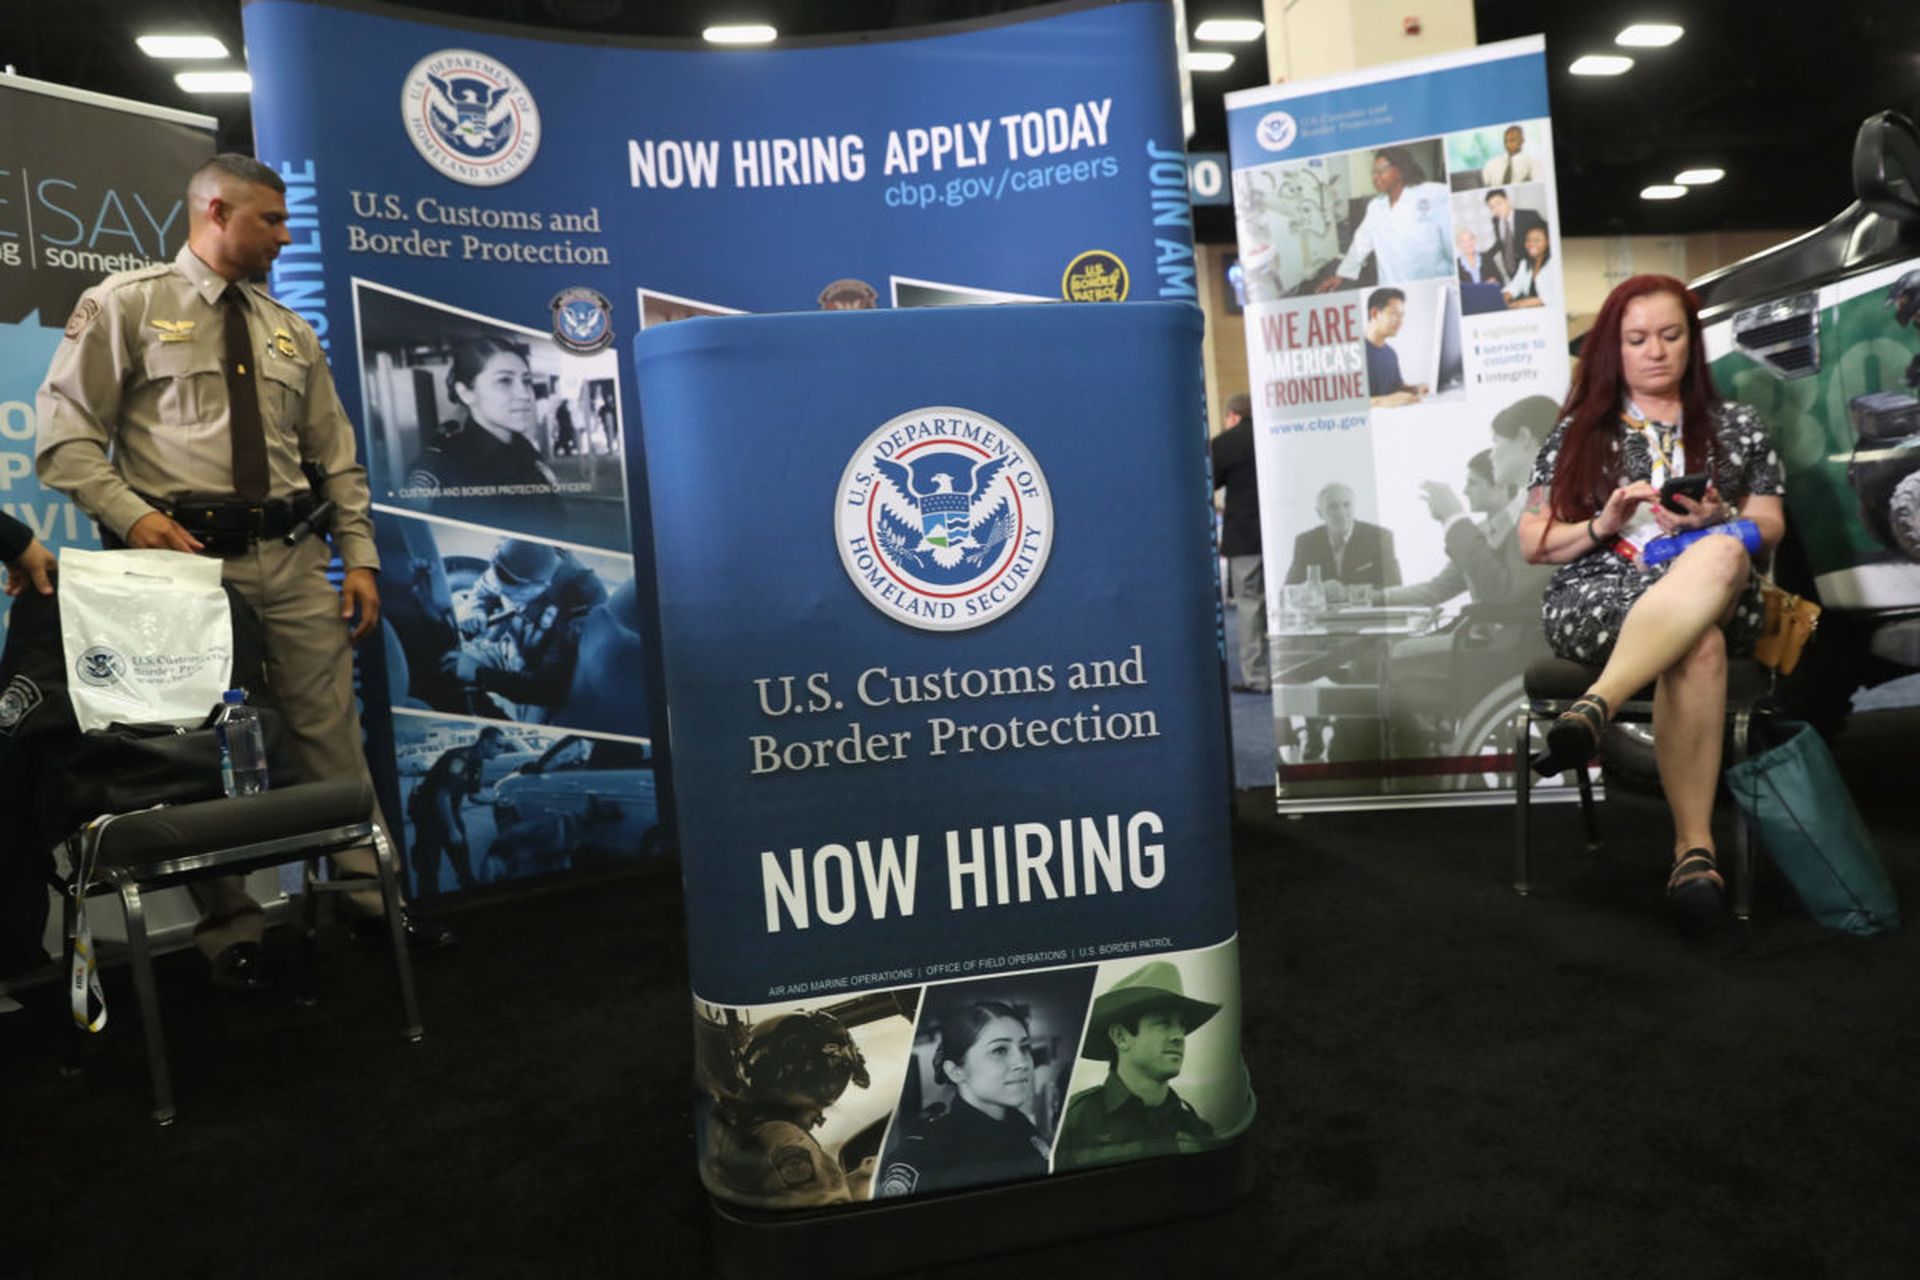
1484,188,1510,205
191,153,286,197
1466,449,1496,485
1366,287,1405,318
1489,394,1561,445
1316,481,1354,509
1224,391,1252,419
476,726,506,745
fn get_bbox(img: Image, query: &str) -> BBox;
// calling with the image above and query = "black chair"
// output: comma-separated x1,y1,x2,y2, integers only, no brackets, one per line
1512,656,1771,918
61,778,421,1124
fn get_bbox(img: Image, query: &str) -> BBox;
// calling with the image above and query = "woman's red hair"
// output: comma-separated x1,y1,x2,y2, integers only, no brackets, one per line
1546,274,1722,521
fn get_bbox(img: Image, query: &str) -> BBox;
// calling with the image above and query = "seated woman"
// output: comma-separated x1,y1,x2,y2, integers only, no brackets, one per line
1502,224,1561,310
1518,275,1785,936
876,1000,1050,1196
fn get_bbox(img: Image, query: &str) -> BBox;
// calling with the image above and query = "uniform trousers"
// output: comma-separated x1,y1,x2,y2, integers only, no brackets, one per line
188,535,389,956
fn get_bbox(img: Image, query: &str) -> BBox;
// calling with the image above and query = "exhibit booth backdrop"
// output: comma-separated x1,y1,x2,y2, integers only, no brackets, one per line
241,0,1200,898
638,302,1252,1209
0,77,215,567
1227,38,1574,811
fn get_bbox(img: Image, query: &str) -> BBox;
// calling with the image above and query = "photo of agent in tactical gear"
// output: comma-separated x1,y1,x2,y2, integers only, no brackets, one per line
695,989,919,1209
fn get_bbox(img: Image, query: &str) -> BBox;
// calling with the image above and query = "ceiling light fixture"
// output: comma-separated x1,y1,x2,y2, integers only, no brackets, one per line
1616,24,1684,48
703,24,776,44
1640,184,1687,200
1569,54,1635,76
174,70,252,94
137,35,231,59
1186,51,1236,72
1193,18,1264,43
1674,168,1725,185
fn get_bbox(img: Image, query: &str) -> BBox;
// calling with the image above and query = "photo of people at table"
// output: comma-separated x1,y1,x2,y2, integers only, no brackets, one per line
1449,184,1558,314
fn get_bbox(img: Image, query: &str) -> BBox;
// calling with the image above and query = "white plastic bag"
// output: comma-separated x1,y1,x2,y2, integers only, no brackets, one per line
57,547,233,732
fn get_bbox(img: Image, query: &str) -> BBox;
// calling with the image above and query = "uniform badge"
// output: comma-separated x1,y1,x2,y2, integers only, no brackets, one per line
875,1163,919,1196
152,318,197,343
63,297,100,339
273,329,298,357
549,287,613,354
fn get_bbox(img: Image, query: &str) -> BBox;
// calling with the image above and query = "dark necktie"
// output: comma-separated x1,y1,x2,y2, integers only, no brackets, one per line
1502,157,1513,184
222,286,269,502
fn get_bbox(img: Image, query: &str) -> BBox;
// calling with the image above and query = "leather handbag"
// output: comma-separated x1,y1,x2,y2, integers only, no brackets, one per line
1752,578,1820,675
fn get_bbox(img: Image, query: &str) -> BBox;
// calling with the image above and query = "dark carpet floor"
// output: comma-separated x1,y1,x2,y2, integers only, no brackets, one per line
5,711,1918,1280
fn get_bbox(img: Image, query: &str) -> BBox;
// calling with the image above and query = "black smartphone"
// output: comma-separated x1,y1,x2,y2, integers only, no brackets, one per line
1659,472,1710,512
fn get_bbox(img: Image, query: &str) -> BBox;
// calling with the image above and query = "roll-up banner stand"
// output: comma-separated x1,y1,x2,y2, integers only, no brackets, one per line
241,0,1207,906
1226,38,1576,812
1,77,215,564
637,302,1252,1268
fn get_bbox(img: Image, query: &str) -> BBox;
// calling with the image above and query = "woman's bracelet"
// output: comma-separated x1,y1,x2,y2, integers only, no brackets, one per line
1586,517,1604,545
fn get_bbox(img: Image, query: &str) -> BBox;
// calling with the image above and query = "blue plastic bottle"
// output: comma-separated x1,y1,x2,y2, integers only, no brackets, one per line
1639,518,1763,568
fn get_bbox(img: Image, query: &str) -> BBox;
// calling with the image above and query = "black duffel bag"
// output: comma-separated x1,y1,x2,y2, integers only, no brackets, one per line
58,708,300,823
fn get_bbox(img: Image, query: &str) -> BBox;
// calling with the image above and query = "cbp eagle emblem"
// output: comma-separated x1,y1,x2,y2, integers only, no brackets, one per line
835,407,1055,633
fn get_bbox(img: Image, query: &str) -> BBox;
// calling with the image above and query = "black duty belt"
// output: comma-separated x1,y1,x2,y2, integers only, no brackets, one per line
135,492,322,556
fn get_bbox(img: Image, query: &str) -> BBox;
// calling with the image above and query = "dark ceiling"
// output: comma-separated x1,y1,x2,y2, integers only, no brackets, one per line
5,0,1917,242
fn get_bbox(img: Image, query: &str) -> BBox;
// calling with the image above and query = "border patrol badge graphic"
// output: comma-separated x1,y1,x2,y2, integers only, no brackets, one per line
401,49,542,187
550,287,614,353
835,407,1054,632
1062,251,1128,302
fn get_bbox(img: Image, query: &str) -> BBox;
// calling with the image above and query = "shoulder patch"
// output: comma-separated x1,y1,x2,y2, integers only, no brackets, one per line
770,1143,820,1189
63,298,100,340
875,1163,919,1197
0,674,44,735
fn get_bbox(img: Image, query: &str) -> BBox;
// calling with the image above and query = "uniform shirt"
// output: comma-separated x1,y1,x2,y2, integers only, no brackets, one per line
704,1111,852,1209
1051,1069,1215,1170
35,244,378,570
874,1096,1050,1197
1336,181,1453,285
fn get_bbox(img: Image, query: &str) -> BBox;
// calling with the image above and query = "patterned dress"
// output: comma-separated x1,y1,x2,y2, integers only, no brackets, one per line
1528,402,1783,665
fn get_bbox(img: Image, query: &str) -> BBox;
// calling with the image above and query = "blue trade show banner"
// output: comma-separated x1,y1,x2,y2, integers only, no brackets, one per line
240,0,1197,899
639,302,1252,1208
0,78,215,568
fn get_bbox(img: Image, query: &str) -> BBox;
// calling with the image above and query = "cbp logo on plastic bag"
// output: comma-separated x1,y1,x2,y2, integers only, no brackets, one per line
75,647,127,688
835,407,1053,632
401,49,542,186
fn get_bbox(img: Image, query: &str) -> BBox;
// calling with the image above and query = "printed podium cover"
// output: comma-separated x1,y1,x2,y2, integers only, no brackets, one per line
239,0,1200,900
637,303,1253,1208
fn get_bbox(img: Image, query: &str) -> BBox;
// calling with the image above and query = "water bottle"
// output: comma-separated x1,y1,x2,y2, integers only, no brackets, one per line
1639,518,1764,569
214,688,270,797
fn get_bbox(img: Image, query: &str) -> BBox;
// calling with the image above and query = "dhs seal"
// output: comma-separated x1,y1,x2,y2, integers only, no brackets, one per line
401,49,542,187
550,287,613,353
1256,110,1298,152
75,647,126,688
835,408,1054,632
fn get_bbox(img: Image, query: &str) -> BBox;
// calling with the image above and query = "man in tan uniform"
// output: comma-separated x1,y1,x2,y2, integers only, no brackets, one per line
36,153,448,991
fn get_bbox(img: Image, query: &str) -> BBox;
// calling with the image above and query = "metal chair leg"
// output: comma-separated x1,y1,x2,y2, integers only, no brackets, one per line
295,857,322,1007
372,826,424,1043
115,877,176,1126
1574,759,1600,851
1728,704,1756,921
1513,708,1533,896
